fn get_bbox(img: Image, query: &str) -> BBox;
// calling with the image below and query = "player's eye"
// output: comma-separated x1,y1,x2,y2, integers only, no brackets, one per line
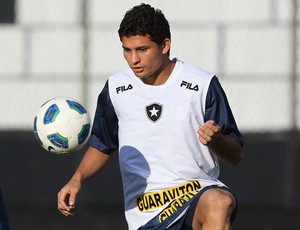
123,48,131,53
138,47,148,52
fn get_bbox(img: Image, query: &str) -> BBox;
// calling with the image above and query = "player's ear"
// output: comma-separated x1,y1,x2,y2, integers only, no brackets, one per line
161,38,171,55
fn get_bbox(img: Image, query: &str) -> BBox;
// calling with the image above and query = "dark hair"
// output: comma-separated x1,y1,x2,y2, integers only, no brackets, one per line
118,3,171,45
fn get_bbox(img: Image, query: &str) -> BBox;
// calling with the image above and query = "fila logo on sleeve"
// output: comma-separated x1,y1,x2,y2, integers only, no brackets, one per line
145,103,163,123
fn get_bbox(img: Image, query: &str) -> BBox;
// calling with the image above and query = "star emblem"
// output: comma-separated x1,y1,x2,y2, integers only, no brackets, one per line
149,106,159,117
145,103,163,122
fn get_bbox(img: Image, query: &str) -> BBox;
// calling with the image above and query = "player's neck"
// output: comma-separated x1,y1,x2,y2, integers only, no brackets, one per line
141,59,175,86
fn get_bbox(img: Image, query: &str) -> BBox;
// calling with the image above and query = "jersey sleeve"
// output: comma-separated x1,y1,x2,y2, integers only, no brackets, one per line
89,80,119,153
204,76,244,146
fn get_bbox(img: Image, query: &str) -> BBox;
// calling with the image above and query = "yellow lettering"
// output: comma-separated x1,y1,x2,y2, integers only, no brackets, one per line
154,193,163,207
162,191,171,203
137,197,144,211
136,181,202,212
148,195,156,209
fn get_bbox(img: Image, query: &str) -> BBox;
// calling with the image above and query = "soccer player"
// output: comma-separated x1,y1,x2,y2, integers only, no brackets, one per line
57,3,243,230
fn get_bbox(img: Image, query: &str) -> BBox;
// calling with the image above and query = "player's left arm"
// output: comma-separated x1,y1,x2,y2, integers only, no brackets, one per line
198,120,243,165
199,76,243,165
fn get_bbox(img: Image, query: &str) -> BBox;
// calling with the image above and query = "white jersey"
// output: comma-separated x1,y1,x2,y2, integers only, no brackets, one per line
90,59,243,229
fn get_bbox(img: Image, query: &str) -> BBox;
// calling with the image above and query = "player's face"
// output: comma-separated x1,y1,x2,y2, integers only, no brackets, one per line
121,35,171,85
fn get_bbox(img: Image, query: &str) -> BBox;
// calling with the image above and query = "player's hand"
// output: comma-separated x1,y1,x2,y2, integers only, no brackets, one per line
197,120,221,146
57,180,81,216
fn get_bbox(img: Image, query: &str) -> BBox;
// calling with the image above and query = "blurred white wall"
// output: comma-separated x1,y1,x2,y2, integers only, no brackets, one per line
0,0,298,131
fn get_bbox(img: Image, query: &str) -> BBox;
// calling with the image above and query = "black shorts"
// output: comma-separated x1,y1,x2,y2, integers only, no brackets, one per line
139,185,237,230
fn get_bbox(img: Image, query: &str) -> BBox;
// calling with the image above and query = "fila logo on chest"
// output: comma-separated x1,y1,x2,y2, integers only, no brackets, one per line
116,84,133,94
180,81,199,91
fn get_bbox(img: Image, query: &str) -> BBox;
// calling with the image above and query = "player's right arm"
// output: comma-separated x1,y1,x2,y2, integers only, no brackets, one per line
57,80,119,216
57,146,111,216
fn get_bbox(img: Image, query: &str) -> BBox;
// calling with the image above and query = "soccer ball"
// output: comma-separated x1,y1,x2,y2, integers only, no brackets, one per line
33,97,91,155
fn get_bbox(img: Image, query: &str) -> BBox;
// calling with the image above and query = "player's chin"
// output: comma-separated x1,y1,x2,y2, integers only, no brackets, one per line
133,72,146,79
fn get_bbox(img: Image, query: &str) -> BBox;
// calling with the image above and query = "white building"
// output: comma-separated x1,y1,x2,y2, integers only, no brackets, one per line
0,0,299,132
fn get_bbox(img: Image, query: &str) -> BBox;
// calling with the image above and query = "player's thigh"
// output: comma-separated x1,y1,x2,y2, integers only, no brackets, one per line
196,188,236,223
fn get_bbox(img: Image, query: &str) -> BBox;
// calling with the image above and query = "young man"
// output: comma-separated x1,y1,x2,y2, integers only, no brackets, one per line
57,3,243,230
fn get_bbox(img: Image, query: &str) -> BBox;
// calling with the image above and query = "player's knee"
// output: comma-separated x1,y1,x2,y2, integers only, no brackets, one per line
202,189,235,217
193,189,236,229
